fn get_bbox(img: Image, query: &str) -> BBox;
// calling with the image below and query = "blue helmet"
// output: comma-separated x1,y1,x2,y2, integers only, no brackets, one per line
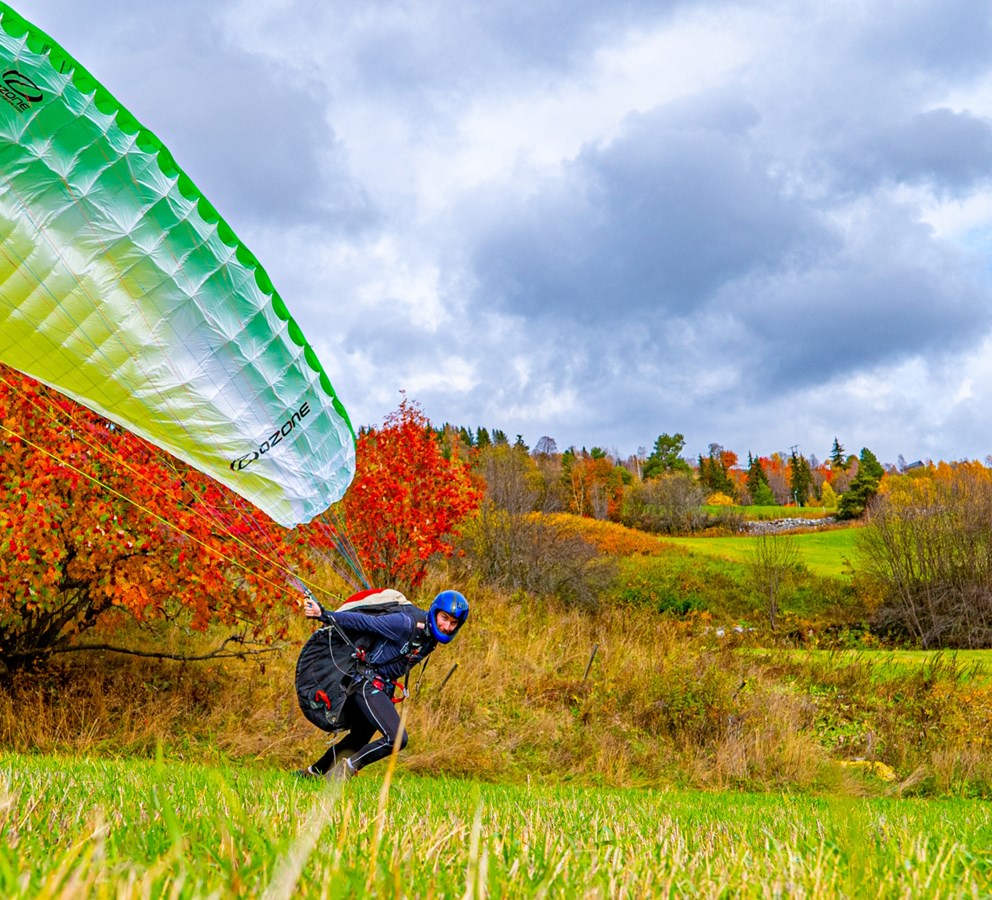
427,590,469,643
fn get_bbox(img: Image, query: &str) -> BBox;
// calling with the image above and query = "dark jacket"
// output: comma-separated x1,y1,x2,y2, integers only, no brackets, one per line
318,607,436,684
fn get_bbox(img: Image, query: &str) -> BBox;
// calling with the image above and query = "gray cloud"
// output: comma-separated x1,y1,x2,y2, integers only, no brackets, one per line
470,93,832,321
310,1,710,100
852,0,992,79
27,0,376,231
729,257,992,390
838,108,992,193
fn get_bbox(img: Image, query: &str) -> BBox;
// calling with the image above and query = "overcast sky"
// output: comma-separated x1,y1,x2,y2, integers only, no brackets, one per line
21,0,992,466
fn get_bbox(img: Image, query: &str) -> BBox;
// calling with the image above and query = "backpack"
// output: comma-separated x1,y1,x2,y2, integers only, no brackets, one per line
294,589,424,733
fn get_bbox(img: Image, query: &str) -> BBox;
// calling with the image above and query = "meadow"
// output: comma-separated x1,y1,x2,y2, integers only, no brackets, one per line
3,571,991,799
664,527,860,578
761,648,992,684
3,752,991,898
4,516,992,897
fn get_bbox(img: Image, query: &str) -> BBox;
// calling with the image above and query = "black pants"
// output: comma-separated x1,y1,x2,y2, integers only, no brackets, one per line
311,679,408,774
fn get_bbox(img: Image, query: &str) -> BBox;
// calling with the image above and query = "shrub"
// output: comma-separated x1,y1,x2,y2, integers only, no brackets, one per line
543,514,665,556
703,505,746,534
747,533,801,631
620,474,706,534
454,505,615,609
861,465,992,648
820,481,839,509
707,492,735,507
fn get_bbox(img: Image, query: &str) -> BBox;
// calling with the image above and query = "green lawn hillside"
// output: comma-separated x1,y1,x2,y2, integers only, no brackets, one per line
665,525,860,578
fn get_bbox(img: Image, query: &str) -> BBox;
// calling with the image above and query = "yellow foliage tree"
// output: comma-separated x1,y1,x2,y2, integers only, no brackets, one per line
820,481,838,509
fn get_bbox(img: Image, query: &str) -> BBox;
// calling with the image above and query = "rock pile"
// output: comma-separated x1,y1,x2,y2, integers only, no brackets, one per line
742,516,837,534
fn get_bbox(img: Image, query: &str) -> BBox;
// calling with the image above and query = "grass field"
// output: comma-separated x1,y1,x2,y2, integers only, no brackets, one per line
761,648,992,683
665,527,860,578
2,752,991,898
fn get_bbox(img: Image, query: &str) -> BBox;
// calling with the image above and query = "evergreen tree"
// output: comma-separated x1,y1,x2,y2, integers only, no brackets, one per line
476,426,491,449
745,453,774,505
789,450,813,507
860,446,885,481
830,437,847,470
837,447,885,519
753,480,776,506
642,432,692,479
697,445,736,499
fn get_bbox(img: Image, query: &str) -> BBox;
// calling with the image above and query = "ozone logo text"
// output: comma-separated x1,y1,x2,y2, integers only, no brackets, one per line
230,401,311,471
1,69,43,111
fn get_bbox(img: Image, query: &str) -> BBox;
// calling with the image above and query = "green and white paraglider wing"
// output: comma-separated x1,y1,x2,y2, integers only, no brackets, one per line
0,3,355,527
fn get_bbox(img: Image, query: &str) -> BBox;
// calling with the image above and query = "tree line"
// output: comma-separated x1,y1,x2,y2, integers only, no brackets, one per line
437,427,890,526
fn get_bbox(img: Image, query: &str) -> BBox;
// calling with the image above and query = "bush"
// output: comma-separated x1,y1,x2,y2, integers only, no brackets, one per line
703,505,746,533
746,533,800,631
454,504,615,609
706,492,735,507
861,466,992,648
620,474,706,534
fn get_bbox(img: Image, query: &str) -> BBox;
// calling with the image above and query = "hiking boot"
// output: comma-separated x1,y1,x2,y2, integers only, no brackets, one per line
293,765,322,780
328,758,356,782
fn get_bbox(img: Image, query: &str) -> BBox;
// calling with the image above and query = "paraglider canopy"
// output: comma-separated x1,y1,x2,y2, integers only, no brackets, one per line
0,2,355,528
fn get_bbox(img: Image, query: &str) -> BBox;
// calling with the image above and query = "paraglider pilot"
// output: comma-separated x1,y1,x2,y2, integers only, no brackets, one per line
296,589,469,780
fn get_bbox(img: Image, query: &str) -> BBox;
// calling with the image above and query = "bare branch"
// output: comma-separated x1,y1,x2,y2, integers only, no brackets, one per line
7,634,282,664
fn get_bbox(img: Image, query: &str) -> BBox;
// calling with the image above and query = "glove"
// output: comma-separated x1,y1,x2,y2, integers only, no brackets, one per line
302,588,324,619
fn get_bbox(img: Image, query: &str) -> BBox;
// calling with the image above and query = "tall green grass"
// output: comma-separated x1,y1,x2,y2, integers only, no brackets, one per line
764,649,992,683
611,538,860,626
2,753,991,897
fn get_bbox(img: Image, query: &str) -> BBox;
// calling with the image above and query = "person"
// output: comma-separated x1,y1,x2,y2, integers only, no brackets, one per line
296,589,469,780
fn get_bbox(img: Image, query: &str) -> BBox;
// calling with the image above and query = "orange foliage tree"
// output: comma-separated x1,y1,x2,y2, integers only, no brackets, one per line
0,366,322,673
562,450,628,520
344,398,482,590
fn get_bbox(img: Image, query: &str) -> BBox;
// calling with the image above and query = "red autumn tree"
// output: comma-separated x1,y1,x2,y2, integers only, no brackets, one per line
344,397,482,590
0,365,323,674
